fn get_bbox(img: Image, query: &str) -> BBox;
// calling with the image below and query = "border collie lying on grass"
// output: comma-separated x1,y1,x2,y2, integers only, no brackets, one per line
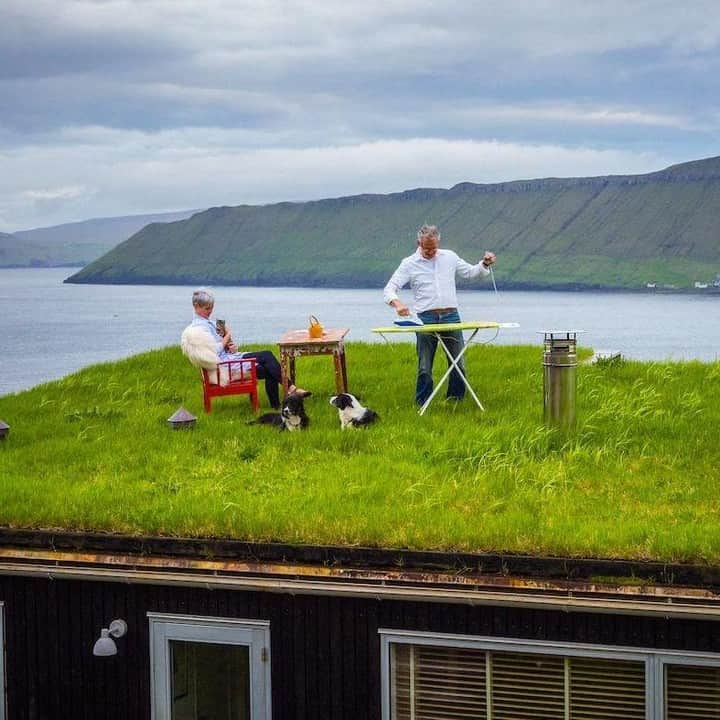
329,393,379,429
251,391,311,431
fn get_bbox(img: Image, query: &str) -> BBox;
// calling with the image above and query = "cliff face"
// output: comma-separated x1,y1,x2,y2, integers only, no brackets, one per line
67,156,720,290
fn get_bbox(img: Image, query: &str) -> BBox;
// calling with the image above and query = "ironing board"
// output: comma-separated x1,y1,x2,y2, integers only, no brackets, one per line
371,320,519,415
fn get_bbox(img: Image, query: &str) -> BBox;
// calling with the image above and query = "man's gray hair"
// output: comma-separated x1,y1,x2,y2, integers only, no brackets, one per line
417,224,440,243
192,288,215,308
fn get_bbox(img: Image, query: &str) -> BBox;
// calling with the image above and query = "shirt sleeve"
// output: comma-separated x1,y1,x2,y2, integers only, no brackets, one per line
383,259,412,304
455,253,491,280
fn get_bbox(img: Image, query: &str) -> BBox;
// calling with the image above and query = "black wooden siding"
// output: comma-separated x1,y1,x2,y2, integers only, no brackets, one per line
2,574,720,720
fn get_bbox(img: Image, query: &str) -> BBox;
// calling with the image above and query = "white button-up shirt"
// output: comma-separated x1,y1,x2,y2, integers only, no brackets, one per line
191,314,247,361
383,248,490,313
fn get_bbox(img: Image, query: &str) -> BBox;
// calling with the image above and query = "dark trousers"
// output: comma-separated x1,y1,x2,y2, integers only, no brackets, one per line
241,350,283,409
415,309,466,405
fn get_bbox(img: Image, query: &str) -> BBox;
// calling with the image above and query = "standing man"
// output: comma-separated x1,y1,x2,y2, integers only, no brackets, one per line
383,224,496,406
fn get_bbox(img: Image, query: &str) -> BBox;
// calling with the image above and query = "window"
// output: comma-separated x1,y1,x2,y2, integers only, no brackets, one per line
149,614,271,720
665,662,720,719
381,630,720,720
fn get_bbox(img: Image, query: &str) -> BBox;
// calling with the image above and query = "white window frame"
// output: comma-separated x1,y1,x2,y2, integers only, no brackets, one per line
380,629,720,720
149,613,271,720
653,651,720,719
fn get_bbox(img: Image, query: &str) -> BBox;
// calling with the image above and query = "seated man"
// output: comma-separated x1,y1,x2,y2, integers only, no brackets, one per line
186,288,306,410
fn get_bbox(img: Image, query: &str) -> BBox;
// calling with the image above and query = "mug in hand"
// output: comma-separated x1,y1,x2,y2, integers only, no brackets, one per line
216,318,234,344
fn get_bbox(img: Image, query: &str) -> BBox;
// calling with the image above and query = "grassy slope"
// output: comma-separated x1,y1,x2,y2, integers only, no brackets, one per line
69,157,720,289
1,210,199,268
1,344,719,563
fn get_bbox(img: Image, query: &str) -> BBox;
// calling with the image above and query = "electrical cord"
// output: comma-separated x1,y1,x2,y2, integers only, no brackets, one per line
489,265,498,296
469,327,499,345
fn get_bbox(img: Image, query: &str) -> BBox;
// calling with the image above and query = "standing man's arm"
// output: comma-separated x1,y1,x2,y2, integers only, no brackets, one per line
456,251,496,279
383,260,412,316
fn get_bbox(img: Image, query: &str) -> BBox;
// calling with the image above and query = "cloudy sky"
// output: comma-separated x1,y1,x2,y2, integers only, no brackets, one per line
1,0,718,231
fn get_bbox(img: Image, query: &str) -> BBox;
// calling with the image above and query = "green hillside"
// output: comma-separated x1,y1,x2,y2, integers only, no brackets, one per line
67,156,720,290
2,209,199,268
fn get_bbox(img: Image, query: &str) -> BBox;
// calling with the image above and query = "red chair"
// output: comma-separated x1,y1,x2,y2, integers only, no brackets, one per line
200,358,259,414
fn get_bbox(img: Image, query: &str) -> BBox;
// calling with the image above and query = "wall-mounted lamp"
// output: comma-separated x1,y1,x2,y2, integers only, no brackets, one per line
93,619,127,657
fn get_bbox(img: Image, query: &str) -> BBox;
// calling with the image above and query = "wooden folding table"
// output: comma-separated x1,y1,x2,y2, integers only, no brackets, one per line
278,328,349,395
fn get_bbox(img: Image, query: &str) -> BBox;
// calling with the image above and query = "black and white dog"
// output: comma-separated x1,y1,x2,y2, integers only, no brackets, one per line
329,393,379,429
252,392,311,431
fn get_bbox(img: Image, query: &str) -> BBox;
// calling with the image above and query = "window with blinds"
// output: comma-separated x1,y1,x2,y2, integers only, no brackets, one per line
390,644,646,720
391,644,487,719
665,664,720,719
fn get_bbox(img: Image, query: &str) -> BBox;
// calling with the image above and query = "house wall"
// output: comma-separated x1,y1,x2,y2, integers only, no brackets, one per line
2,573,720,720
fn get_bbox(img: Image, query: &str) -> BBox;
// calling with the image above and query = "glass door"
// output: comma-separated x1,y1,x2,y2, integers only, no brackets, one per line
150,615,270,720
170,640,250,720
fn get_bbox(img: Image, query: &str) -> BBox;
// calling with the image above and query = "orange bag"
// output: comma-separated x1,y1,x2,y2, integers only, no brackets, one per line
308,315,324,338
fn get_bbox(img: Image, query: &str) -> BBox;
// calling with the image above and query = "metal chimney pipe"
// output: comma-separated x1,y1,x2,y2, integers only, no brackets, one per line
542,331,579,430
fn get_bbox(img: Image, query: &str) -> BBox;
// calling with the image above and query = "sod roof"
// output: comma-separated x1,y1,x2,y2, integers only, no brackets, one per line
0,343,718,565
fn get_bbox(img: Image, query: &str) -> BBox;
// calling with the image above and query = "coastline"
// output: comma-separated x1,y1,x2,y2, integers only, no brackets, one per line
60,272,720,296
0,263,715,296
4,267,720,398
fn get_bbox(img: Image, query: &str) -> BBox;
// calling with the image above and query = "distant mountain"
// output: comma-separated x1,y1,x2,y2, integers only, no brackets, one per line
67,157,720,290
0,231,29,267
2,210,201,268
1,228,88,267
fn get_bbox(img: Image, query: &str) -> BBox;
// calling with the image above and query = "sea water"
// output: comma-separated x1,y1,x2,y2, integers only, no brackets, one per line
1,267,718,396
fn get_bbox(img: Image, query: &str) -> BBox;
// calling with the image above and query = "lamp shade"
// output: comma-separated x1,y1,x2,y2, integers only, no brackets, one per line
167,407,196,429
93,628,117,657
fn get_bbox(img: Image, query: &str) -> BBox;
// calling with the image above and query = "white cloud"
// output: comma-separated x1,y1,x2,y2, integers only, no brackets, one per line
0,1,717,229
22,185,89,201
453,105,695,130
4,0,720,84
7,1,720,56
0,128,671,230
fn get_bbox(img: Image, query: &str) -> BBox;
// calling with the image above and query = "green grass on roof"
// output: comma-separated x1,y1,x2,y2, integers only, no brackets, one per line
1,343,719,563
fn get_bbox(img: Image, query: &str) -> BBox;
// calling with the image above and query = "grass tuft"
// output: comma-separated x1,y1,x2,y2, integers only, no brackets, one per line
0,343,719,562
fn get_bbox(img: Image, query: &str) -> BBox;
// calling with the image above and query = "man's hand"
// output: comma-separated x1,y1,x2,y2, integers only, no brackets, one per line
391,300,411,316
482,251,496,268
